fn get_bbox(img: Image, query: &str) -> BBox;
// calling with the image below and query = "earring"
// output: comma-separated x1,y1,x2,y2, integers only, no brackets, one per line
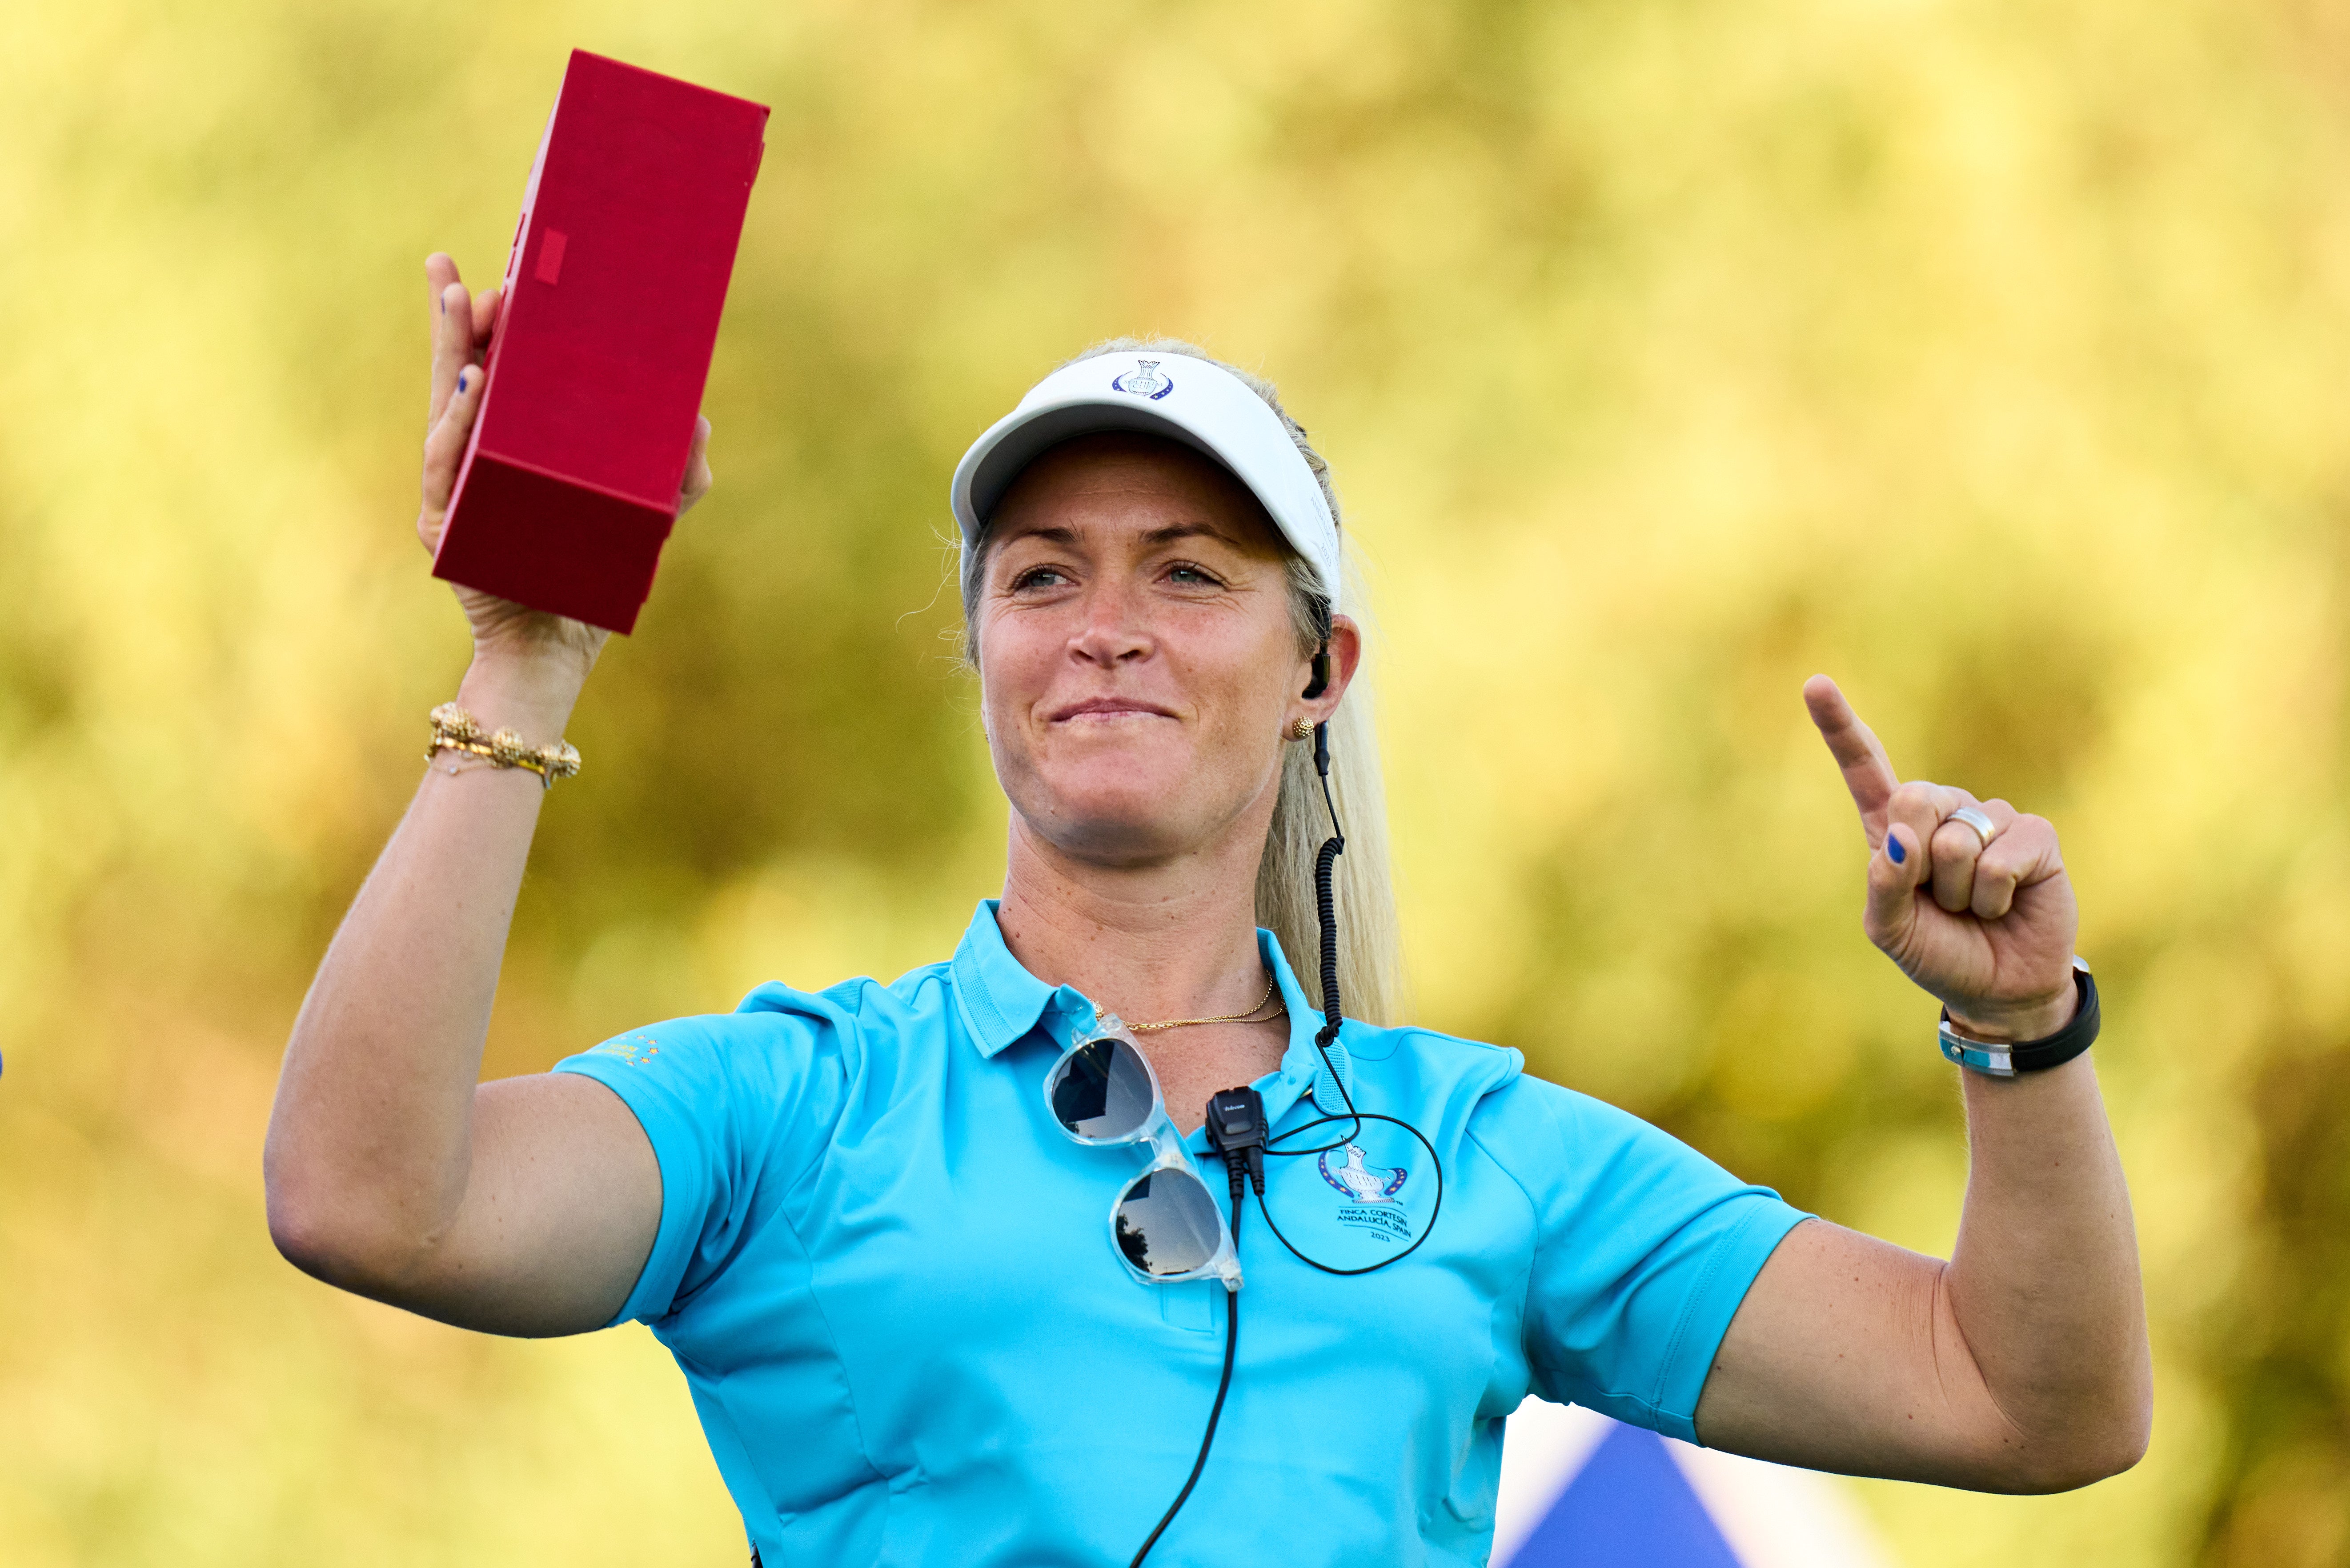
1290,718,1315,741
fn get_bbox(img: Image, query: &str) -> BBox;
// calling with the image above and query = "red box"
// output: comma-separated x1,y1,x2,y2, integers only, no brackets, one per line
434,50,770,633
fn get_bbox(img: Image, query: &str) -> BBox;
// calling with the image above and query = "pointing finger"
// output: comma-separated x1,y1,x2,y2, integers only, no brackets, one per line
1804,675,1901,842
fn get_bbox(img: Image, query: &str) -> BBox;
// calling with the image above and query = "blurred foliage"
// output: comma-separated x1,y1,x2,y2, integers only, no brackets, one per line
5,0,2350,1562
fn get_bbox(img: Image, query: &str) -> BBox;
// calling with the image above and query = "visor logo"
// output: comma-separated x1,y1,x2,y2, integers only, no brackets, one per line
1110,359,1175,400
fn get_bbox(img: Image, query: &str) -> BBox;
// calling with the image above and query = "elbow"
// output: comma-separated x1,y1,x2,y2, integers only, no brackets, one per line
2012,1436,2148,1494
2074,1401,2155,1490
263,1144,423,1296
263,1162,362,1286
265,1180,348,1284
2003,1400,2153,1494
2013,1441,2147,1495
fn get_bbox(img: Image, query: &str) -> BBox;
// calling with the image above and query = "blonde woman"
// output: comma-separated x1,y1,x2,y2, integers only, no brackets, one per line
265,254,2150,1567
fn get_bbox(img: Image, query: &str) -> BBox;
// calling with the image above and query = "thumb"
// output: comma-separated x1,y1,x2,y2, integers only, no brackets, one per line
1863,821,1927,953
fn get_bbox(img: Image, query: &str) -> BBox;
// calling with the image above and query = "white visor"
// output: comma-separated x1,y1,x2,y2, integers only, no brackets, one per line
949,351,1342,612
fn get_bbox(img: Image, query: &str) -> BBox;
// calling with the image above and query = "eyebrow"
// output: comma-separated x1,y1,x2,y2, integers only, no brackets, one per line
998,521,1238,549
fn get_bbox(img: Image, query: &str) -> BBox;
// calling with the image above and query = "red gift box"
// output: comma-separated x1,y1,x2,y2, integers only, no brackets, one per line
433,50,770,633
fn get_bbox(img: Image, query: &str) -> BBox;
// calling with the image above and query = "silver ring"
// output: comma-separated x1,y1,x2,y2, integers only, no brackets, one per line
1948,805,1997,850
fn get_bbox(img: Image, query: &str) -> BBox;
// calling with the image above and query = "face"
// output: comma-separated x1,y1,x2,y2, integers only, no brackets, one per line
974,432,1350,869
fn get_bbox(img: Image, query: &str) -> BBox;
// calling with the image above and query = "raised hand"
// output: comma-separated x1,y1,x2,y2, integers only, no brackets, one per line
415,252,714,679
1804,674,2080,1041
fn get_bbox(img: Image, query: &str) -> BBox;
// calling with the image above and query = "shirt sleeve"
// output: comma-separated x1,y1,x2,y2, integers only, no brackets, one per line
1471,1073,1810,1444
553,999,852,1327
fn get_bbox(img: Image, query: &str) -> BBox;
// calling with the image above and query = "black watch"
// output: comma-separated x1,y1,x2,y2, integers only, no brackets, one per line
1938,959,2100,1078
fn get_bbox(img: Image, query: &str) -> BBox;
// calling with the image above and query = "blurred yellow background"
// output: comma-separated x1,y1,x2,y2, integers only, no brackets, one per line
4,0,2347,1562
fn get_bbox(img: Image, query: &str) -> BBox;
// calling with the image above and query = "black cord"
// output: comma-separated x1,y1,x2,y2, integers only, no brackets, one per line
1129,1179,1246,1568
1281,719,1448,1276
1307,720,1363,1142
1255,1111,1445,1275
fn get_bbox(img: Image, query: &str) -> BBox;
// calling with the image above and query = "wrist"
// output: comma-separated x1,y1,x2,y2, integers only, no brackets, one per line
454,654,586,746
1945,985,2080,1045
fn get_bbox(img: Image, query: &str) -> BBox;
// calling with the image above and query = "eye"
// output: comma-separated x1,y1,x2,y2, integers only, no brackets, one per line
1165,562,1226,588
1009,565,1071,592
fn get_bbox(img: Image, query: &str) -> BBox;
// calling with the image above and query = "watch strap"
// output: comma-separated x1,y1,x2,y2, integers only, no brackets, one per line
1938,959,2100,1078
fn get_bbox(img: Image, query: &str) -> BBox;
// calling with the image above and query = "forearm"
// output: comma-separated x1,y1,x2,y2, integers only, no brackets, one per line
1696,1056,2149,1491
265,654,582,1283
1726,683,2149,1489
1697,1000,2148,1491
1941,1049,2151,1480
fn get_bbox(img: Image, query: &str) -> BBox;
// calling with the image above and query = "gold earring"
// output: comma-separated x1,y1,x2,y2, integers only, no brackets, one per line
1290,718,1314,741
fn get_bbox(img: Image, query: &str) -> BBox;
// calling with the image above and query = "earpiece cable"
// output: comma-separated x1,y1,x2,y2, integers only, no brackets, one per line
1258,1111,1446,1274
1282,717,1444,1275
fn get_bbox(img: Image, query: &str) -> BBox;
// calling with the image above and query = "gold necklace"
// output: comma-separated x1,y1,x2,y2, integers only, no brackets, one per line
1122,972,1282,1034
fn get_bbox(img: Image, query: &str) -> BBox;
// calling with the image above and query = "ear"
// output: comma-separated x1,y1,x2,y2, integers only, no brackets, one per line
1287,615,1364,732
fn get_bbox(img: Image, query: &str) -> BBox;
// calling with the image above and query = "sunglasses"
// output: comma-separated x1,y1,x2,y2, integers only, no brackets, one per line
1044,1017,1243,1292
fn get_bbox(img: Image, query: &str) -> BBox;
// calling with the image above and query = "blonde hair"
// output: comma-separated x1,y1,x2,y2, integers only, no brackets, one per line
958,338,1404,1027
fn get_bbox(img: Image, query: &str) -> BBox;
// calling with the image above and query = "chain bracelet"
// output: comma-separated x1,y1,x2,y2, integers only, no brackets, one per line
425,701,582,788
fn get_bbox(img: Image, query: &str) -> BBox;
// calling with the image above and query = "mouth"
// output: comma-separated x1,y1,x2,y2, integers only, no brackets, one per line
1048,696,1179,724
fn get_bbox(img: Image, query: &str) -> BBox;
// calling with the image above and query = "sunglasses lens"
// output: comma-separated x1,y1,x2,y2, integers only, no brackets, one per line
1048,1036,1157,1142
1113,1169,1223,1278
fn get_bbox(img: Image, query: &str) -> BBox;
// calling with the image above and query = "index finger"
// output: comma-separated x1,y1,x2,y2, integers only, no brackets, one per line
1804,673,1901,840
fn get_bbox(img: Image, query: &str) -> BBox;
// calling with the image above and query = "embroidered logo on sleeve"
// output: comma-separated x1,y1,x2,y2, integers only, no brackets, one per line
587,1034,662,1067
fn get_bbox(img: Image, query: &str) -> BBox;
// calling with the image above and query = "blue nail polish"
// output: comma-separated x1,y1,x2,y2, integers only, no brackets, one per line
1888,834,1907,864
456,371,469,394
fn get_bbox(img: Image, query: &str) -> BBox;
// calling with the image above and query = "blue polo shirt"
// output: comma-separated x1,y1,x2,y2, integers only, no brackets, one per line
555,901,1806,1566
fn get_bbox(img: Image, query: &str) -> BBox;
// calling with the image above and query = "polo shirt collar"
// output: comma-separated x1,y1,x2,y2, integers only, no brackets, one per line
947,900,1356,1133
949,900,1094,1059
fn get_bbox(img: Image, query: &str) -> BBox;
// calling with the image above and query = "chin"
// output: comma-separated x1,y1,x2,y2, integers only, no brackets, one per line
1017,756,1232,865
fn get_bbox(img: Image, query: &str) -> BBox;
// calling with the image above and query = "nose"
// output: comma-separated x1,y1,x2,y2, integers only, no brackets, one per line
1068,579,1153,668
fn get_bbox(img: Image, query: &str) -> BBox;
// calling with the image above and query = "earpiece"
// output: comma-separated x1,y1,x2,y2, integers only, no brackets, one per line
1301,642,1330,702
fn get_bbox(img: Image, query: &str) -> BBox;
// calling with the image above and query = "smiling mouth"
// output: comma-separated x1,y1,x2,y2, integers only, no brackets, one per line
1049,699,1178,723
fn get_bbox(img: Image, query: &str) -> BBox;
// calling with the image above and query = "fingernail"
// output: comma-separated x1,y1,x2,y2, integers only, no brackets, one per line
456,371,469,394
1887,832,1907,864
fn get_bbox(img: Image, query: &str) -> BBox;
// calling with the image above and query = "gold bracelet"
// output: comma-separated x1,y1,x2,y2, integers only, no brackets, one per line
425,701,582,788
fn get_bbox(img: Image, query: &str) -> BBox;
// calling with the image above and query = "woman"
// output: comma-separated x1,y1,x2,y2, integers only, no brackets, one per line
265,255,2150,1566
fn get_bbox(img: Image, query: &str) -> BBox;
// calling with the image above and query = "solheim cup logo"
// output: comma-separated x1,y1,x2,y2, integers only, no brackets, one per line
1319,1141,1413,1244
1319,1144,1408,1206
1110,359,1175,400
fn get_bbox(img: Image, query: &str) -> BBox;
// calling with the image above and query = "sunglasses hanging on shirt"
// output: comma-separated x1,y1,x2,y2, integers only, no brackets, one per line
1043,1026,1246,1290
